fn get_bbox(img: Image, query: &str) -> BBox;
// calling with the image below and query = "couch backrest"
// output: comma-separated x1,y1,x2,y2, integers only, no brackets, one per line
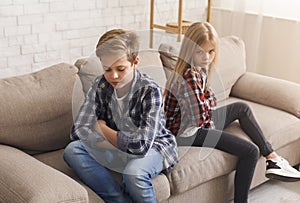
0,63,78,155
214,35,247,100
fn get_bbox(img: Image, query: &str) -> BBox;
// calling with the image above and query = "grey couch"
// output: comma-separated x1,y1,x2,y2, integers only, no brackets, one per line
1,36,300,203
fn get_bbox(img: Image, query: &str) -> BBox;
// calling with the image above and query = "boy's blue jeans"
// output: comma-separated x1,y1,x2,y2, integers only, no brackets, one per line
63,140,163,203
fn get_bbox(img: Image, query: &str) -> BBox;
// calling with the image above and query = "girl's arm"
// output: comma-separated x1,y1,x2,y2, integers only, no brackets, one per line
182,68,216,126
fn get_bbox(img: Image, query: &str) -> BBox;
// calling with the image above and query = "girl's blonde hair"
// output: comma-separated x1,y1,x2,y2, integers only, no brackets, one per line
165,22,219,94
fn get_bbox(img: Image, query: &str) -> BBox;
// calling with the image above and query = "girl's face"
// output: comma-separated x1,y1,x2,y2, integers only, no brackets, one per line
192,40,216,70
101,54,137,89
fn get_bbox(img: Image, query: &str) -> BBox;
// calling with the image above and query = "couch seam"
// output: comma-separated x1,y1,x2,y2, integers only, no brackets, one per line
0,179,27,203
57,197,88,203
0,178,88,203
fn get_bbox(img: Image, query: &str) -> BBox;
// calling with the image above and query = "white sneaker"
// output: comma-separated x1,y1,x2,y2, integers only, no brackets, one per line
265,157,300,182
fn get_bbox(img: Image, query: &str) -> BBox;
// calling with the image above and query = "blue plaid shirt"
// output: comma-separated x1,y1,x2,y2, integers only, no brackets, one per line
71,69,178,171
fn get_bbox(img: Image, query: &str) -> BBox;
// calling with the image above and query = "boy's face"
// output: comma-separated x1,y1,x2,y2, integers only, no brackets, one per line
101,54,137,89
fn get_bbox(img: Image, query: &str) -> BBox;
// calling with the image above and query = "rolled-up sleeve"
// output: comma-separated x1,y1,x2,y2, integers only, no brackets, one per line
71,76,105,142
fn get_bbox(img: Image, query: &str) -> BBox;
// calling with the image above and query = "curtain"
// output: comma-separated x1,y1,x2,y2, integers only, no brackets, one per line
210,0,300,84
210,0,263,72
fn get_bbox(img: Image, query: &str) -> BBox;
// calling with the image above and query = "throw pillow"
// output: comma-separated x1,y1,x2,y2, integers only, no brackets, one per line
75,55,103,95
158,43,178,80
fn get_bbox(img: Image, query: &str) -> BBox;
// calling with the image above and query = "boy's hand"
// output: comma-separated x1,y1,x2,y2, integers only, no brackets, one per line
92,120,115,149
94,120,118,147
94,120,106,135
97,120,107,128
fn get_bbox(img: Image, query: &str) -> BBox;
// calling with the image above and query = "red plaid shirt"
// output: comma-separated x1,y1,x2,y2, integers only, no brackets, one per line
164,66,217,136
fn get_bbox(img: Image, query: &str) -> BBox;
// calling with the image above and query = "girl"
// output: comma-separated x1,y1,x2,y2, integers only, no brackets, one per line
164,22,300,203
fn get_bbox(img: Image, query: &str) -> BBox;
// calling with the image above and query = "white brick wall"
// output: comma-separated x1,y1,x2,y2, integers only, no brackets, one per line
0,0,207,78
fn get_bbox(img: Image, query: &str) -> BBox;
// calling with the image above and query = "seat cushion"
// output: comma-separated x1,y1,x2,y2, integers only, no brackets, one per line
35,149,171,202
0,145,88,203
225,97,300,150
168,146,237,194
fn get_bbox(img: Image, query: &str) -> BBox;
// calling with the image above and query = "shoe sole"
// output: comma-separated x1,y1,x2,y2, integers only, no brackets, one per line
266,173,300,182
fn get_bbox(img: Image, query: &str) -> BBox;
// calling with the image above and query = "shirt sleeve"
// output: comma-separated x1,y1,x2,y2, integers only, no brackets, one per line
183,69,205,116
70,76,105,143
164,82,181,135
205,87,217,111
182,69,216,127
117,85,163,156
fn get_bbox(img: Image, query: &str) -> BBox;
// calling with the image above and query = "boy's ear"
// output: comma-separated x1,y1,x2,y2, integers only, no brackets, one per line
133,56,139,65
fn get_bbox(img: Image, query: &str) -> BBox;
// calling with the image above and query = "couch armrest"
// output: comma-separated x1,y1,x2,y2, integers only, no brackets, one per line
0,145,88,203
231,72,300,118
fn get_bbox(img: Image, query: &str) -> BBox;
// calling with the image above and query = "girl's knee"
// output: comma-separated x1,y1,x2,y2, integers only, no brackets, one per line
239,142,259,161
248,144,260,161
235,102,250,111
234,102,253,118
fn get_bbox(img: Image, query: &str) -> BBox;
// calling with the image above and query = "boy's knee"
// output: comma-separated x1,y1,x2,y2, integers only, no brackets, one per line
123,164,149,186
63,140,81,160
123,173,150,191
123,163,143,176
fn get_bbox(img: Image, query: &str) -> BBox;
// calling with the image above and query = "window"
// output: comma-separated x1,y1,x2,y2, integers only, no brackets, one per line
213,0,300,21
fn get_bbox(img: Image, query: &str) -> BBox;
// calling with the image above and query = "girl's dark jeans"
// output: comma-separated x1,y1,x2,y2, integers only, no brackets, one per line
176,102,273,203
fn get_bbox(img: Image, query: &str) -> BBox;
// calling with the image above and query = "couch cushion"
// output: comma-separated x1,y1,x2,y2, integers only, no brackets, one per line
159,35,246,102
231,72,300,118
0,63,77,154
138,49,166,89
214,36,246,100
225,97,300,150
35,149,171,202
168,146,237,194
0,145,88,202
158,43,178,80
72,76,86,121
34,149,105,203
75,54,103,95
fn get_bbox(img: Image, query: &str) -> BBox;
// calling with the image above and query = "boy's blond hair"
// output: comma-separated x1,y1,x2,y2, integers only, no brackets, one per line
96,29,139,64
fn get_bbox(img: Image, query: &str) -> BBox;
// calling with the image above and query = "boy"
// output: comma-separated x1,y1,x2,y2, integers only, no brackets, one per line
64,29,178,203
